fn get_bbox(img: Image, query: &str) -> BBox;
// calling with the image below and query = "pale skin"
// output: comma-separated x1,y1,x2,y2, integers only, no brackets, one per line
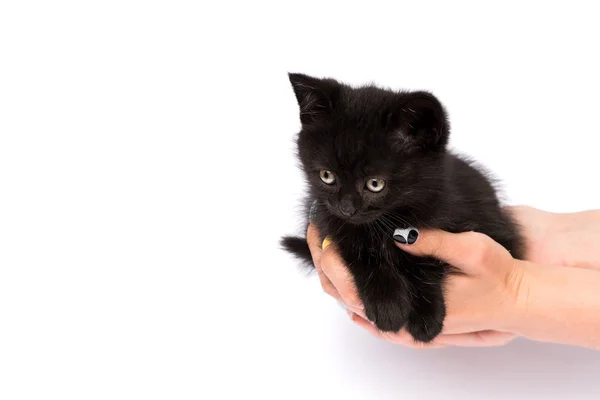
307,206,600,349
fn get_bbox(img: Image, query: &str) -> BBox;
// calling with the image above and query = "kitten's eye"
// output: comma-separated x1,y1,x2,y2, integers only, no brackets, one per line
366,178,386,193
319,170,336,185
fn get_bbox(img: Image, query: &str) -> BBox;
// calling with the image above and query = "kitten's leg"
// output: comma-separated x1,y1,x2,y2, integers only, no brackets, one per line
349,260,414,333
404,258,447,343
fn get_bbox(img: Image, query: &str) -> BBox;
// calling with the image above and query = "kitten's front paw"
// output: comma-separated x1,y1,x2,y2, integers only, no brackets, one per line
364,299,411,333
406,302,445,343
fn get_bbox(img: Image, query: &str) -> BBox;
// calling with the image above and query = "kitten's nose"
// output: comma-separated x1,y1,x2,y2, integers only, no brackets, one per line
339,199,356,217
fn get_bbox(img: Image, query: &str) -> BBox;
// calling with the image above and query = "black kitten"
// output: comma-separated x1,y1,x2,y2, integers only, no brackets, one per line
281,73,524,343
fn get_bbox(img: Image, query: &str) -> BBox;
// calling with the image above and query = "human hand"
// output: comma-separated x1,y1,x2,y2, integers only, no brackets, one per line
508,205,600,270
307,224,522,348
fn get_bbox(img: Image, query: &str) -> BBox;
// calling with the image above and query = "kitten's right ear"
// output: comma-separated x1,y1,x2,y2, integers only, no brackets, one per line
288,73,339,125
388,91,450,153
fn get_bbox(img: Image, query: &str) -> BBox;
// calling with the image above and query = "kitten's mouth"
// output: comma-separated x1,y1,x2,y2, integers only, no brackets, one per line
348,216,379,225
330,209,382,225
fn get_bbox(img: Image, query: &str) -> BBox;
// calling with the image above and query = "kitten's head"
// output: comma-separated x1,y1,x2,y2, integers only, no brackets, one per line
289,73,450,225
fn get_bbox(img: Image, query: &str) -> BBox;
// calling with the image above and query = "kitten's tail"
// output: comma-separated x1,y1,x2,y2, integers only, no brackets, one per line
280,235,315,268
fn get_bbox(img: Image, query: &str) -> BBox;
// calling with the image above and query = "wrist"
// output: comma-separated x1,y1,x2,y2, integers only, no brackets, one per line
551,210,600,268
520,208,600,268
497,260,534,334
499,260,600,349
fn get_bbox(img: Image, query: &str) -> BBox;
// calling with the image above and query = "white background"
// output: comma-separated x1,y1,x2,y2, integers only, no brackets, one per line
1,1,600,399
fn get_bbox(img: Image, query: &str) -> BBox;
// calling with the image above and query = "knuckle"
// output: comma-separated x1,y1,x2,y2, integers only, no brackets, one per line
464,232,494,266
431,234,446,258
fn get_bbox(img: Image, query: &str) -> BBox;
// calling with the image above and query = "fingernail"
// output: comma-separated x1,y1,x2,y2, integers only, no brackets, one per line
309,200,318,222
321,236,332,250
393,227,419,245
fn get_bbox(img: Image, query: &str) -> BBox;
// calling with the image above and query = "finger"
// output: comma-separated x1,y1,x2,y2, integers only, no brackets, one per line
317,269,343,303
306,223,324,270
351,310,515,348
348,312,446,349
320,245,363,309
347,306,367,319
394,229,507,275
306,224,346,304
318,270,366,316
434,330,517,347
306,225,366,315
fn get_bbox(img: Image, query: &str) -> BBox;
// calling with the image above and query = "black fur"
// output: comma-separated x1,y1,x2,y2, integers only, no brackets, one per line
281,73,525,343
280,236,314,266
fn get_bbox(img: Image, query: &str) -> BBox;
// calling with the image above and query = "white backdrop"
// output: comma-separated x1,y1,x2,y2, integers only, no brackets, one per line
1,1,600,399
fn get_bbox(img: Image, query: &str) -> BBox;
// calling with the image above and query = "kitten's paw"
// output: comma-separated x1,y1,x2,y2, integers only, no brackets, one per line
364,299,410,333
406,305,445,343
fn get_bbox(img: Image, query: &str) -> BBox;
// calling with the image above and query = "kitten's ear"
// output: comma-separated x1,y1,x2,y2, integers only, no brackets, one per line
391,91,449,152
288,73,340,125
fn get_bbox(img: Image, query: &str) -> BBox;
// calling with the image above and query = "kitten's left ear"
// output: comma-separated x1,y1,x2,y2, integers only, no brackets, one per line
288,73,340,125
392,91,450,152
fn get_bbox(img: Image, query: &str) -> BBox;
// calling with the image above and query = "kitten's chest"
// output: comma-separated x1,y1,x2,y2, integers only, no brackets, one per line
330,224,400,265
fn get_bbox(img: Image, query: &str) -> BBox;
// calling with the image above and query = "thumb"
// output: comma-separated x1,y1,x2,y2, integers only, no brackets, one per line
393,228,505,275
